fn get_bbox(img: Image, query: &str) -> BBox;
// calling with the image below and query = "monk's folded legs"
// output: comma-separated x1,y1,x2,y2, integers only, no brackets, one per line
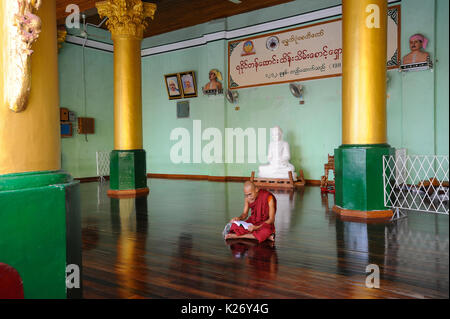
225,233,275,242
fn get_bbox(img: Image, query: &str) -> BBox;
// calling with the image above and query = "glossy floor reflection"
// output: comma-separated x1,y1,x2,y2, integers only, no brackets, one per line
80,179,449,298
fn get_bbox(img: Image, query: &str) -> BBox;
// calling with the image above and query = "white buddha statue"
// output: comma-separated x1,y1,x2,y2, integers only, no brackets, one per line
258,126,297,180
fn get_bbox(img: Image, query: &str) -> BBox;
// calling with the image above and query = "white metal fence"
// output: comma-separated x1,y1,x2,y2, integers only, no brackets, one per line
383,155,449,220
96,151,110,183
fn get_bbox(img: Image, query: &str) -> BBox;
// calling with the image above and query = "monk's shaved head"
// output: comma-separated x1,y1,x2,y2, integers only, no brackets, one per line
244,181,256,191
243,181,259,203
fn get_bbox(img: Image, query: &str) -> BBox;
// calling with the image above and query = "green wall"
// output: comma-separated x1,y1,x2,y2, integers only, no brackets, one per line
141,0,342,49
58,43,114,178
142,41,228,177
59,0,449,180
435,0,449,156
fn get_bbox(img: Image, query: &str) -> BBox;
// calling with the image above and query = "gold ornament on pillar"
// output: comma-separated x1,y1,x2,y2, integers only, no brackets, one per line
96,0,157,39
57,27,67,51
4,0,42,113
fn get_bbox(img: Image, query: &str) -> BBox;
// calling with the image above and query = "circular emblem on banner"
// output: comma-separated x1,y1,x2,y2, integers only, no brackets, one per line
266,36,280,51
243,40,254,54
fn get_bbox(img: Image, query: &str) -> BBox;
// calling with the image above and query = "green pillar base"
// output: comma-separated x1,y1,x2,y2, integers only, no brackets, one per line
109,149,148,195
334,144,395,215
0,170,81,299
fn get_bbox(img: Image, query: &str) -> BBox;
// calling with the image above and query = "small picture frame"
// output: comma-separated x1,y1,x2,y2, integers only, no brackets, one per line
179,71,197,98
177,101,190,118
164,73,182,100
61,122,73,138
68,111,76,122
60,107,69,121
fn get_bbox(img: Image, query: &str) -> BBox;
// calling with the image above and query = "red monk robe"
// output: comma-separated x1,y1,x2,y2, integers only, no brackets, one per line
229,189,276,243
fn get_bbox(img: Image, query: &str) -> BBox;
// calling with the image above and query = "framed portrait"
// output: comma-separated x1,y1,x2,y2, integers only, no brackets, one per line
164,73,182,100
179,71,197,98
61,122,73,138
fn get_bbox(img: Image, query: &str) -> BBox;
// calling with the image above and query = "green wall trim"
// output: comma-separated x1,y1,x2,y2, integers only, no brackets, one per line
334,144,395,211
110,150,147,190
59,44,114,179
0,170,73,192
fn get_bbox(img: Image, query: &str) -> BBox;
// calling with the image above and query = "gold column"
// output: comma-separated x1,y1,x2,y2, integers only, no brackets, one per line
342,0,387,145
0,0,60,175
96,0,156,150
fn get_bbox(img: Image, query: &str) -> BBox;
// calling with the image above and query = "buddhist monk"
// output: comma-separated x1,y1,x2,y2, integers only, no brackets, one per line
225,181,276,242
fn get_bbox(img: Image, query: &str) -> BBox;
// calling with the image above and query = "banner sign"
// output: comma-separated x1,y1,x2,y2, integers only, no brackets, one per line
228,5,400,90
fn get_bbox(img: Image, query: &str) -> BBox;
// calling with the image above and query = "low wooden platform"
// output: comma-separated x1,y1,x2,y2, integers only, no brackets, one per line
250,170,305,189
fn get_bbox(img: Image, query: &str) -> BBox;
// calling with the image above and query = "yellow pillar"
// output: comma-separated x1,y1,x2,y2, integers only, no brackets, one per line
0,0,82,299
342,0,387,145
113,37,144,150
333,0,394,219
97,0,156,197
97,0,156,151
0,0,60,175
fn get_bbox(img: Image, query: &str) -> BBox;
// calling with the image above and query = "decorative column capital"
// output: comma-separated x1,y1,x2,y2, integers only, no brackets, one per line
57,27,67,50
96,0,156,39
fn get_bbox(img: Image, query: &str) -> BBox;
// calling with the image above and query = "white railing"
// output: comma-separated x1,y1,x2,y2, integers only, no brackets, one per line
383,155,449,220
96,151,110,183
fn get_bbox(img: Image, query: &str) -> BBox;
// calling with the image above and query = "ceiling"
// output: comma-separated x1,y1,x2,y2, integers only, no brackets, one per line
56,0,294,38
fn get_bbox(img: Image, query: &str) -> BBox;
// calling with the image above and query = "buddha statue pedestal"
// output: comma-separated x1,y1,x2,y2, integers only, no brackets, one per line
252,126,305,189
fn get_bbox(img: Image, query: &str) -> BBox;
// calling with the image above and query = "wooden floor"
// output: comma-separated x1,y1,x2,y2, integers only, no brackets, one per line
79,179,449,299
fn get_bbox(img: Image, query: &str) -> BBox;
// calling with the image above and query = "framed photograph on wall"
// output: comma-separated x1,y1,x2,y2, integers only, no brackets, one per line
177,101,190,118
164,73,182,100
61,122,73,138
179,71,197,98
